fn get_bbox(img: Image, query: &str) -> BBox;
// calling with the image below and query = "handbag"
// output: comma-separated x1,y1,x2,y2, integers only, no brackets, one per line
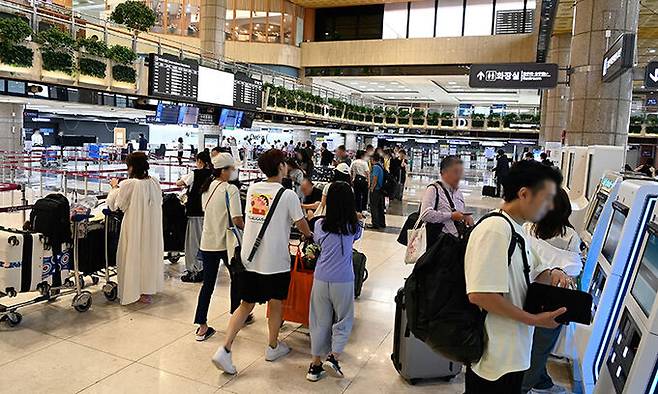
278,248,314,325
404,209,430,264
225,190,243,270
397,184,442,246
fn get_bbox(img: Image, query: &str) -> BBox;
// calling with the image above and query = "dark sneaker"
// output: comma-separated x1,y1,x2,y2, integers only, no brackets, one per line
195,326,216,342
306,363,326,382
244,313,255,326
181,271,203,283
323,355,344,378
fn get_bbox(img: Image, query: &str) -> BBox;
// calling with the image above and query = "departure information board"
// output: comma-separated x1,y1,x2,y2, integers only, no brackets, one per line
149,54,199,101
233,72,263,110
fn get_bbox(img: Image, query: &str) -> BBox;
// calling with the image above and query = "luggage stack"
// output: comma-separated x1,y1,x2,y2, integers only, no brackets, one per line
162,193,186,263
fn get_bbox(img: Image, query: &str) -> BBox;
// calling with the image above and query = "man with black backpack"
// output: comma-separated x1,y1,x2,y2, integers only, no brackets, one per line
368,152,386,229
464,160,571,393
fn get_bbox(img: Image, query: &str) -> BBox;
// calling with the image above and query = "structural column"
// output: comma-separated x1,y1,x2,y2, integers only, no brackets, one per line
565,0,640,146
0,103,24,153
199,0,227,59
540,34,571,144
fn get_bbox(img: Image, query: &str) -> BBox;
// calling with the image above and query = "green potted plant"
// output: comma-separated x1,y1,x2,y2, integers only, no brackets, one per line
646,114,658,134
109,0,157,50
77,37,108,79
471,113,485,128
107,44,137,84
487,113,501,128
440,112,454,127
503,113,519,128
263,82,276,107
398,108,410,125
36,27,76,75
630,115,644,133
328,98,344,118
427,112,440,126
385,108,397,124
0,17,34,69
412,109,425,126
373,107,384,123
364,107,374,123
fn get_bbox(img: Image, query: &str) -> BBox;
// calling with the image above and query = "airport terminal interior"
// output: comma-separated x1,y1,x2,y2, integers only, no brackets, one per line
1,0,658,393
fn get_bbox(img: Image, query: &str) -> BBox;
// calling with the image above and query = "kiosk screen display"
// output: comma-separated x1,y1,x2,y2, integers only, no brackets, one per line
567,152,575,189
602,207,626,263
631,229,658,316
587,194,606,235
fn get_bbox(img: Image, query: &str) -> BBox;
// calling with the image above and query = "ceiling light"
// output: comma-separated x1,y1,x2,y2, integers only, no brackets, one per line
448,81,456,85
650,49,656,53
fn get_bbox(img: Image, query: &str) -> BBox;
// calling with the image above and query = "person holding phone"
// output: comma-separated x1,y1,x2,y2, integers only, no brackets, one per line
419,156,473,242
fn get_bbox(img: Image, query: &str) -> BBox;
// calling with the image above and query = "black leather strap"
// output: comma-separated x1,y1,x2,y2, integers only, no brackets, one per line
436,181,456,211
247,187,286,262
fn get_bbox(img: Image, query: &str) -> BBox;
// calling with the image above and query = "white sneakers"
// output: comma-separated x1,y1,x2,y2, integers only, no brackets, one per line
265,341,291,362
212,347,237,375
212,341,291,375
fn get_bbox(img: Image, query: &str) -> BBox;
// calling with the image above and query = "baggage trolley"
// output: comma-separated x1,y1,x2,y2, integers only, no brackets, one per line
101,209,121,301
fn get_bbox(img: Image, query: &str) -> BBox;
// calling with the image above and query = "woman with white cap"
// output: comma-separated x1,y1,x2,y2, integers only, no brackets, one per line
192,152,247,341
314,162,352,217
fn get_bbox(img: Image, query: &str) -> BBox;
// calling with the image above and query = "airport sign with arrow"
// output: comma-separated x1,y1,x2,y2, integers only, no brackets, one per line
468,63,559,89
645,61,658,89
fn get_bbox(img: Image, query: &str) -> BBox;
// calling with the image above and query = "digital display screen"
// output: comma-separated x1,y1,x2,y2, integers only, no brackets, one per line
7,80,26,94
219,109,244,128
587,195,606,235
149,54,199,101
602,207,627,264
155,103,181,124
567,152,575,189
197,66,234,106
233,72,263,110
178,106,199,125
631,230,658,316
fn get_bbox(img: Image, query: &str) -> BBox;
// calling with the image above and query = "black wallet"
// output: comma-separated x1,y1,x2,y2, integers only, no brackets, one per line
523,282,593,325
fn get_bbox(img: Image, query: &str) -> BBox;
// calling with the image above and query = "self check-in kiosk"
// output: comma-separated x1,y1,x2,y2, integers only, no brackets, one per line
572,180,658,394
593,208,658,393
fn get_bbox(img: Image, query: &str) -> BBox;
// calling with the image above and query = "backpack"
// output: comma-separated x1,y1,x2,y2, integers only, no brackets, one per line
403,211,527,364
376,163,397,197
29,193,71,247
162,193,186,252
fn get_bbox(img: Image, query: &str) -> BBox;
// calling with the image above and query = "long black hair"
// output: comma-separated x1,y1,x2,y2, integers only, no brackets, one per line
322,181,359,235
531,188,573,240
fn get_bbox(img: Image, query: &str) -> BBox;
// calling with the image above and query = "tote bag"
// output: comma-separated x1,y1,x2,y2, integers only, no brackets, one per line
404,209,430,264
270,248,314,325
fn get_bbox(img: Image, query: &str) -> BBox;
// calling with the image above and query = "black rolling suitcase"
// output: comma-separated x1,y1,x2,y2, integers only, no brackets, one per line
482,185,497,197
352,249,368,299
391,287,462,384
162,194,186,252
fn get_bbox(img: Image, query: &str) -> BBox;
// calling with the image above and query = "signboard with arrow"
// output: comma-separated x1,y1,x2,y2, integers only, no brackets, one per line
645,61,658,89
469,63,559,89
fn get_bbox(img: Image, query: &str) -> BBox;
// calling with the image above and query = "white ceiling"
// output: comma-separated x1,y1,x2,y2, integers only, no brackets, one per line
311,75,541,107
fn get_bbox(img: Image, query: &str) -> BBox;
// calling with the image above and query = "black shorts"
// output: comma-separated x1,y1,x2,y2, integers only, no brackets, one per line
239,271,291,304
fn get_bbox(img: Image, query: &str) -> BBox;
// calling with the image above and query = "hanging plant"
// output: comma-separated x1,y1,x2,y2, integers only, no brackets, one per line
79,57,106,78
77,37,108,57
107,44,137,83
112,64,136,83
427,112,440,126
412,109,425,125
440,112,454,127
373,107,384,123
0,17,34,68
487,113,501,127
385,108,397,124
471,113,485,128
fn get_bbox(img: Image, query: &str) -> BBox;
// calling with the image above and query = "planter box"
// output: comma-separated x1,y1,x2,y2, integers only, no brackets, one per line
472,119,485,128
645,126,658,134
441,119,454,127
412,118,425,126
385,117,397,124
487,120,501,128
42,69,75,82
374,116,384,124
629,125,643,133
0,63,32,75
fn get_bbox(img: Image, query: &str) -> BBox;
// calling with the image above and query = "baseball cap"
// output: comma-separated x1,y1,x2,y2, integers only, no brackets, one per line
335,162,350,175
212,152,235,169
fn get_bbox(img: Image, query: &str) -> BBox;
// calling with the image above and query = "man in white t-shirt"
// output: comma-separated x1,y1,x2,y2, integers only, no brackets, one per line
213,148,313,375
464,160,571,393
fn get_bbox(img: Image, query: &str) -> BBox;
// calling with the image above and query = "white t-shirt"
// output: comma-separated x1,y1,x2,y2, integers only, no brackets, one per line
350,159,370,178
241,182,304,274
199,181,242,251
523,223,583,276
464,211,551,381
179,172,194,187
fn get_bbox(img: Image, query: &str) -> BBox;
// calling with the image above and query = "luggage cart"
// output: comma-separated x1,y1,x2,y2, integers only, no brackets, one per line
101,209,121,301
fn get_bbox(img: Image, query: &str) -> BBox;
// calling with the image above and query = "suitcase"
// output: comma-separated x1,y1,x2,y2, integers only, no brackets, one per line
482,185,497,197
353,249,368,299
391,287,462,384
162,194,186,252
76,221,107,274
0,227,46,295
42,243,72,286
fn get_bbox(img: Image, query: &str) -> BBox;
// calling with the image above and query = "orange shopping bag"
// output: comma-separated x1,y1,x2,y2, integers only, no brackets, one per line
273,249,314,326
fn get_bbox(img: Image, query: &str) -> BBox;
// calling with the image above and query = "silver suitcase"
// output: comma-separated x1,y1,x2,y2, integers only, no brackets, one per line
391,287,462,384
0,228,46,295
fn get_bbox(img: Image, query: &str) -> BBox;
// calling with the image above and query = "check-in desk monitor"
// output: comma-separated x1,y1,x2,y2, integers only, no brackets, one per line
596,221,658,393
587,194,606,237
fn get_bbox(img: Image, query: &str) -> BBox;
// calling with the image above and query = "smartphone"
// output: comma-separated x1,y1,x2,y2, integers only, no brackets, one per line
463,212,473,216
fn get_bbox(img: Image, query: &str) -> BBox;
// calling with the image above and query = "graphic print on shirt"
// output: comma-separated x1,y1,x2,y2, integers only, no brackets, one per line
249,193,273,221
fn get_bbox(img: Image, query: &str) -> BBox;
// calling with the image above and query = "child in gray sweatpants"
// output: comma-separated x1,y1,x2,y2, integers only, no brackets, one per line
307,182,363,382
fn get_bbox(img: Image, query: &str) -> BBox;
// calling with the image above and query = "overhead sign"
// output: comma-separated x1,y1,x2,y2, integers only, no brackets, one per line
469,63,559,89
233,72,263,110
148,54,199,101
645,61,658,89
602,33,635,82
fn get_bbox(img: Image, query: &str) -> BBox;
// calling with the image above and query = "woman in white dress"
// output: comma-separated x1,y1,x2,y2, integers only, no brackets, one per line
107,152,165,305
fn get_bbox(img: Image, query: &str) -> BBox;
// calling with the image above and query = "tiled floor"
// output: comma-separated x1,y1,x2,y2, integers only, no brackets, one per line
0,177,573,393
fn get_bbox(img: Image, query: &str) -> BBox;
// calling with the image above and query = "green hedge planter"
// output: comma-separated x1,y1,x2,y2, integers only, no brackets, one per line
472,119,485,128
42,50,74,74
0,44,33,68
112,64,136,83
79,58,106,78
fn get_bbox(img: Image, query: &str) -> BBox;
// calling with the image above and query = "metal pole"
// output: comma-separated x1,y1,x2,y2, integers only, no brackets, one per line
168,156,172,184
84,163,88,196
39,168,43,196
98,159,103,194
21,185,27,224
63,170,68,195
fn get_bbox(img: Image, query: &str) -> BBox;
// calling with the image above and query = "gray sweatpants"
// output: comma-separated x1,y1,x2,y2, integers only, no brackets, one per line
184,217,204,273
309,279,354,357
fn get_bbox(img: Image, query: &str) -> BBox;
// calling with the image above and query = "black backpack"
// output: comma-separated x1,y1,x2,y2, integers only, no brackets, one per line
30,193,71,247
376,163,397,197
404,212,526,364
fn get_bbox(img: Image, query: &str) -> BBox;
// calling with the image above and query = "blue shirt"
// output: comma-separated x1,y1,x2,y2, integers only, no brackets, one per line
371,163,384,190
313,219,363,283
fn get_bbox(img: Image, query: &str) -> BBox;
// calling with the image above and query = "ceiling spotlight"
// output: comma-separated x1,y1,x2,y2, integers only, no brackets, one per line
650,49,656,53
448,81,456,85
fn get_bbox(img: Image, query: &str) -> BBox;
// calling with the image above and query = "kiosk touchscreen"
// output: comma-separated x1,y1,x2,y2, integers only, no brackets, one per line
573,180,658,394
594,219,658,393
